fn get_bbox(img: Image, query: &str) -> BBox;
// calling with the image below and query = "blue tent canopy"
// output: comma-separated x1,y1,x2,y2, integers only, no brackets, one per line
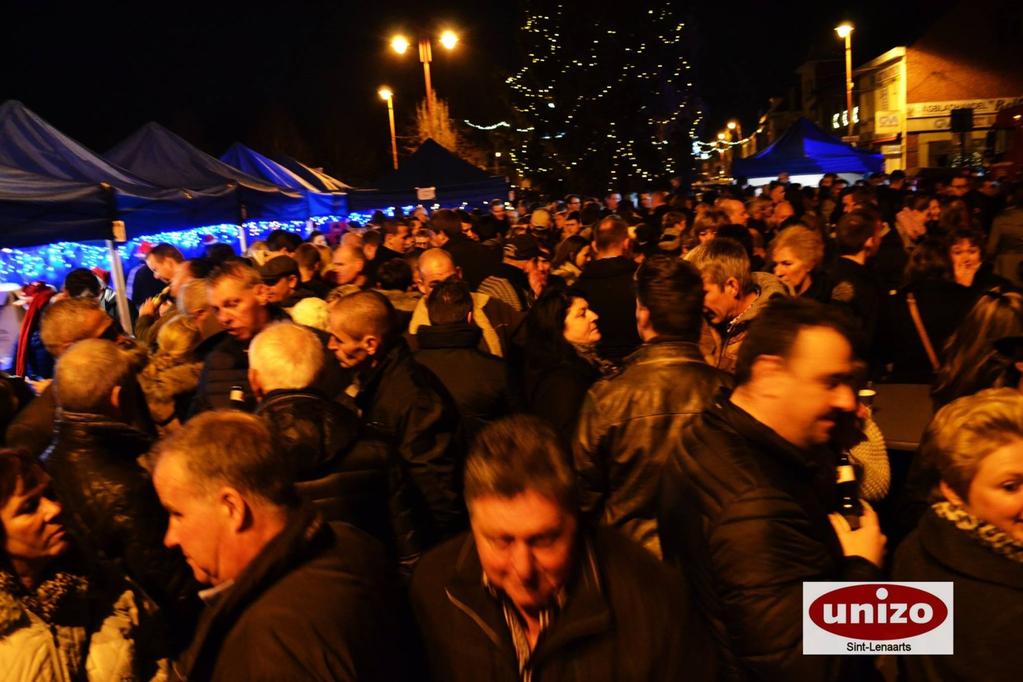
220,143,347,217
731,118,884,179
275,155,354,192
0,100,237,241
107,123,310,223
348,139,507,212
0,162,112,247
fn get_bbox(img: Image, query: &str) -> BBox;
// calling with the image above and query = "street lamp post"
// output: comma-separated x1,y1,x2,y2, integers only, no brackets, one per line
835,23,855,138
727,119,743,158
378,86,399,170
391,30,458,120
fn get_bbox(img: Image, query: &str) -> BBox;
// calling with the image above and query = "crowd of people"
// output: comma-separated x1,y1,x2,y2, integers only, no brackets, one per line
0,167,1022,681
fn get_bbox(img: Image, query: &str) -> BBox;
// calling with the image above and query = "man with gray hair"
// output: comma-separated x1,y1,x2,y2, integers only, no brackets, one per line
5,299,142,456
41,338,199,643
151,410,414,680
686,237,787,374
410,415,699,681
250,322,420,564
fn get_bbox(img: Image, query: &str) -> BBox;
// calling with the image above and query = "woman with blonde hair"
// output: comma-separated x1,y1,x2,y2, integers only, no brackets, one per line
138,315,203,432
932,289,1023,407
894,388,1023,682
769,224,828,301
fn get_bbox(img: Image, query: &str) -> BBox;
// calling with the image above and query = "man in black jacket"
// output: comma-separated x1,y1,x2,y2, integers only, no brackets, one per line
827,209,883,357
574,256,730,558
250,321,424,566
42,338,199,649
410,415,703,682
152,410,415,681
414,279,517,439
328,290,465,543
573,215,641,362
659,298,886,682
191,260,342,414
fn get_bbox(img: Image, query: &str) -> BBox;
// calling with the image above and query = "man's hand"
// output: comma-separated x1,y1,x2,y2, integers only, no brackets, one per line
829,499,886,568
139,296,160,317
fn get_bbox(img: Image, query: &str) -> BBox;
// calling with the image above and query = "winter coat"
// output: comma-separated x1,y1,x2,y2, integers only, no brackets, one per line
0,574,157,682
355,339,465,542
5,383,57,457
40,412,200,641
255,389,424,564
410,527,706,682
572,256,641,363
138,354,202,429
893,509,1023,682
700,271,788,374
574,339,730,558
827,257,882,355
414,322,517,438
175,511,417,682
658,397,881,682
523,350,603,439
408,291,522,358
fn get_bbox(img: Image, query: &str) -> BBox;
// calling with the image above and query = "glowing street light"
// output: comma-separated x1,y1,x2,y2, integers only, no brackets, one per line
835,22,855,137
390,29,460,126
439,30,459,50
378,86,399,171
390,35,410,55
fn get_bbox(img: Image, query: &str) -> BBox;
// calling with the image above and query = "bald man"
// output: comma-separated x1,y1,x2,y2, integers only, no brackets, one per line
327,291,465,544
406,249,523,357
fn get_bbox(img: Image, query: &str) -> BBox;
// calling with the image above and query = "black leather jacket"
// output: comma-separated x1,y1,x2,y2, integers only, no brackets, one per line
256,389,425,566
355,339,465,543
573,339,729,557
41,411,199,639
658,397,880,682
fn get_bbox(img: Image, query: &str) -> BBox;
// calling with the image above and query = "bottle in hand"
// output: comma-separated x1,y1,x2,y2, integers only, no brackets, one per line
229,385,247,410
835,450,863,530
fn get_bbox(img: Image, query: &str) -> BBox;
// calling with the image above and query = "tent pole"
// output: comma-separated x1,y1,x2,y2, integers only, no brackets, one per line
100,183,133,335
106,240,133,335
237,193,249,255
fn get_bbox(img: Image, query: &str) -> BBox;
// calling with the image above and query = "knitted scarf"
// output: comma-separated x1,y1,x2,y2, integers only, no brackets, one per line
0,567,89,625
932,500,1023,564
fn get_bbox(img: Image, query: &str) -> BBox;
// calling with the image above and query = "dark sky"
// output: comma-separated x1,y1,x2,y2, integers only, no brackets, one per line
0,0,957,185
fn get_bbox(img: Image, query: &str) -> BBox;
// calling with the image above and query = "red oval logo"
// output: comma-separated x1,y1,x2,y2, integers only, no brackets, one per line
809,584,947,640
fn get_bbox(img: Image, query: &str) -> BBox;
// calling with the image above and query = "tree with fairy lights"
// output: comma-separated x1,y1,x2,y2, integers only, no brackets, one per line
506,1,701,193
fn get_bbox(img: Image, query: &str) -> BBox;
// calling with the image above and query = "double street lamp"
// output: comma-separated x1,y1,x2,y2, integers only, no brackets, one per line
390,30,459,118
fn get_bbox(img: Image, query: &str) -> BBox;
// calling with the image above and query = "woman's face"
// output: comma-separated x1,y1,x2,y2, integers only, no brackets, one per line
573,244,592,270
956,440,1023,543
2,478,68,568
562,297,601,345
773,246,813,294
949,239,981,272
926,199,941,222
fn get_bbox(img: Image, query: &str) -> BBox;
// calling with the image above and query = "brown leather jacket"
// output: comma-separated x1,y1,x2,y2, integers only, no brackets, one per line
573,339,730,557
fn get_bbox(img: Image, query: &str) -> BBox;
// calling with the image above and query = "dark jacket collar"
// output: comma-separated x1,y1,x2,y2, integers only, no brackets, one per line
580,256,635,278
257,387,329,409
52,411,153,455
354,337,413,406
178,508,328,680
443,532,612,663
624,338,703,364
416,322,483,350
711,395,829,476
918,509,1023,589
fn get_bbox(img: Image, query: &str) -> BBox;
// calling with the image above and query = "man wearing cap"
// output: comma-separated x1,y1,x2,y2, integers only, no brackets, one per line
259,255,317,308
478,235,542,313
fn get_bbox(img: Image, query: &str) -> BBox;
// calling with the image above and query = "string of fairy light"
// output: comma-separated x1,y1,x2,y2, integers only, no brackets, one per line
503,2,702,189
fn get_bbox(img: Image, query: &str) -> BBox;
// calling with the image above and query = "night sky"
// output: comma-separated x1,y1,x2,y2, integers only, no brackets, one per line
1,0,958,188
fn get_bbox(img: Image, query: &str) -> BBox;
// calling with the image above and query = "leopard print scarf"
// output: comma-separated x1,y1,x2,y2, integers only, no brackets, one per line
0,568,89,624
932,501,1023,564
